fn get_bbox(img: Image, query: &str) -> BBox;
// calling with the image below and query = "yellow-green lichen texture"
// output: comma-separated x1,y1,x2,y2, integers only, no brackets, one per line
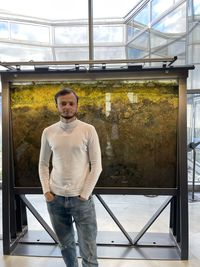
11,80,178,189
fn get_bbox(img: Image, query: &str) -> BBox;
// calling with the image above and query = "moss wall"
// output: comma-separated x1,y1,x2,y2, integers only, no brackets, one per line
11,80,178,188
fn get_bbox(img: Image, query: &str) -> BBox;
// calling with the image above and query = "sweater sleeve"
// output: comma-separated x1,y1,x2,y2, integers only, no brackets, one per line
80,126,102,199
38,130,52,194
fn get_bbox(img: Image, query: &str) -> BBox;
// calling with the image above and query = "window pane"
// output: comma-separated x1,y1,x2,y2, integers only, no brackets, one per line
11,23,50,43
189,24,200,43
94,25,124,44
129,32,149,50
94,46,125,60
151,0,174,22
93,0,141,18
194,0,200,16
168,41,185,56
189,44,200,64
55,26,88,45
187,65,200,89
150,32,168,49
0,43,53,61
153,3,186,33
127,23,143,42
0,0,88,20
187,94,200,184
127,47,148,59
152,40,185,61
134,3,150,26
55,47,89,61
0,21,9,39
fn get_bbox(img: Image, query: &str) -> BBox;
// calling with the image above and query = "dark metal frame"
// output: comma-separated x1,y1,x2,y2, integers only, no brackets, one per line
1,64,193,260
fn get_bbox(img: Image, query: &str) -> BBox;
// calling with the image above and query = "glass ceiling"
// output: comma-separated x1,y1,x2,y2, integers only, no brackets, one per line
0,0,142,20
0,0,199,90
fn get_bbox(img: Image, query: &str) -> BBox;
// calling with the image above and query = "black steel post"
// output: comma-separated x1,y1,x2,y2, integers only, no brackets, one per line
2,78,11,254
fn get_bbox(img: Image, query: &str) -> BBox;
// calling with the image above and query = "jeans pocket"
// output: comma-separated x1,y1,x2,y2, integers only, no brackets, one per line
46,195,57,204
77,195,92,202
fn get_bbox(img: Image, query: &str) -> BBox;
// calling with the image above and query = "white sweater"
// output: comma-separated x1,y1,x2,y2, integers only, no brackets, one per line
39,119,102,200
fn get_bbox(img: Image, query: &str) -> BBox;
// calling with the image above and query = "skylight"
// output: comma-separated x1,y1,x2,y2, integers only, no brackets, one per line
0,0,141,20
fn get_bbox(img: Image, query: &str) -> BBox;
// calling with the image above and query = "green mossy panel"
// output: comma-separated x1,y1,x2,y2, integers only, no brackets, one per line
11,80,178,188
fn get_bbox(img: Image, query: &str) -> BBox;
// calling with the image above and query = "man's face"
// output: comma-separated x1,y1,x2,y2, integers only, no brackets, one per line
56,93,78,120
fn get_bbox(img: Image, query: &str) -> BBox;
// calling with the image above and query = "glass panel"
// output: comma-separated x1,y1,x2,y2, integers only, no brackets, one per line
188,0,193,17
0,0,88,20
127,47,148,59
127,24,143,42
187,65,200,90
187,94,200,185
55,26,88,45
188,44,200,64
93,0,140,18
153,46,168,57
134,3,150,26
94,46,125,60
188,24,200,44
55,47,89,61
168,41,185,56
152,40,185,62
94,25,124,44
0,21,9,39
129,31,149,50
11,23,50,43
153,3,186,33
150,32,168,49
0,43,53,61
194,0,200,16
151,0,174,22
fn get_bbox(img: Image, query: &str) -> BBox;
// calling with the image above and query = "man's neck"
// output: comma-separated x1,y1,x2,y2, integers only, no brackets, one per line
60,116,76,124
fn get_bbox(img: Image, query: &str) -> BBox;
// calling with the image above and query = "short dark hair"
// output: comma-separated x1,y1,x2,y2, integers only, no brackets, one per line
54,88,79,104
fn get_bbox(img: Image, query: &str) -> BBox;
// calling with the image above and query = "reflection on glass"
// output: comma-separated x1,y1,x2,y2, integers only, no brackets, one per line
11,80,178,189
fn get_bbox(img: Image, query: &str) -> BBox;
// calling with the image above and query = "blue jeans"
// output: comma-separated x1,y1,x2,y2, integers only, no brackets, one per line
47,195,98,267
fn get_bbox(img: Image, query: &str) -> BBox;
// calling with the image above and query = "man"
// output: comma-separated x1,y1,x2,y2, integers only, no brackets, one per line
39,88,102,267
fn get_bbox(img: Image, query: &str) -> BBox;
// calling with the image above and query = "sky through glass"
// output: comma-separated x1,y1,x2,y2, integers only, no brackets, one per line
0,0,141,20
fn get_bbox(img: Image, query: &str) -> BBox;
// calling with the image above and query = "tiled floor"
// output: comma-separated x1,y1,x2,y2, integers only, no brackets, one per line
0,192,200,267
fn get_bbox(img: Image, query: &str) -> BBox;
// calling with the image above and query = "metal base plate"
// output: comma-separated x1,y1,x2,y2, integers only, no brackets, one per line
11,230,180,260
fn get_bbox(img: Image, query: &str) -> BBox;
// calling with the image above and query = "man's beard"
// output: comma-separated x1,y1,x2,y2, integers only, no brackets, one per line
60,112,77,120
